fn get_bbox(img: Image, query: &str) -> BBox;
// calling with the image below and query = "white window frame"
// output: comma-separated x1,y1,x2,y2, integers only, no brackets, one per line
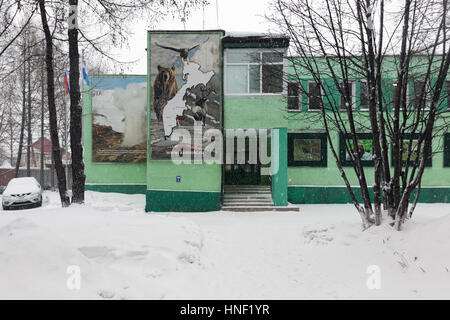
287,81,302,112
224,48,287,97
339,80,356,111
307,80,323,112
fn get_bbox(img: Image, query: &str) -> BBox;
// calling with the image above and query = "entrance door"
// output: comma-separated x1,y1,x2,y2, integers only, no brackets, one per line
224,137,261,185
225,163,261,185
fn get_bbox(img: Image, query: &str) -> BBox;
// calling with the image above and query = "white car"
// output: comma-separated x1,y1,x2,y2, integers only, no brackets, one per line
2,177,43,210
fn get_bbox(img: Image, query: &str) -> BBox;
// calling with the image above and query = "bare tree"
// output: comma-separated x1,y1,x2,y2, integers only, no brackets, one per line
268,0,450,230
39,0,70,206
1,0,208,206
0,1,37,58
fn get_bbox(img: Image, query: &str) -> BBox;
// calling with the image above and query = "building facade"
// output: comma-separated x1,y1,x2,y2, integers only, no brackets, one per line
83,31,450,211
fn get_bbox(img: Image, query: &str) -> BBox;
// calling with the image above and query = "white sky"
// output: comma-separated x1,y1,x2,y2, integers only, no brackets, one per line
117,0,272,74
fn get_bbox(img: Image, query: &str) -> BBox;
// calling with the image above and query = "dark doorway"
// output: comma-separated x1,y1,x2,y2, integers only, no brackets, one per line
224,137,261,185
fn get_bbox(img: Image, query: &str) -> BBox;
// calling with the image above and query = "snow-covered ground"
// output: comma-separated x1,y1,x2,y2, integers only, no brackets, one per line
0,191,449,300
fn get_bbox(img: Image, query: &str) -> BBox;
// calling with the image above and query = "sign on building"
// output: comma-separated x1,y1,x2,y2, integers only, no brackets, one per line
149,31,222,160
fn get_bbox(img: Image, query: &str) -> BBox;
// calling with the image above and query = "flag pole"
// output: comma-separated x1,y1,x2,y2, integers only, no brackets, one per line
65,85,69,192
63,71,69,192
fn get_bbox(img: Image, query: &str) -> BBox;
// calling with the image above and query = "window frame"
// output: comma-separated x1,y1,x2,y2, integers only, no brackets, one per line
339,133,375,167
390,133,433,168
224,48,286,96
413,79,432,110
307,80,323,112
339,80,356,111
287,81,301,112
392,81,412,110
288,132,328,167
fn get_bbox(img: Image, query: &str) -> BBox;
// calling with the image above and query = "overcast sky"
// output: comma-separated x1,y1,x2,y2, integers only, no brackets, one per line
116,0,272,74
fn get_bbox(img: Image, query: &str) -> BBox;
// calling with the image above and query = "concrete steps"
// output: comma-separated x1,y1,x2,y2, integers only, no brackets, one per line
222,185,299,212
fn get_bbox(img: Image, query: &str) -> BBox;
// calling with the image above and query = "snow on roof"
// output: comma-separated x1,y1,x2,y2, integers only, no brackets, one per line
224,31,289,39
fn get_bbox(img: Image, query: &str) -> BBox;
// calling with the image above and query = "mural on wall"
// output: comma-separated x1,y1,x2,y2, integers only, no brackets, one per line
149,32,222,159
91,76,147,163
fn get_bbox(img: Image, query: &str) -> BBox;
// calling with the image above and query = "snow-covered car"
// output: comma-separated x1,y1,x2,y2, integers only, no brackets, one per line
2,177,43,210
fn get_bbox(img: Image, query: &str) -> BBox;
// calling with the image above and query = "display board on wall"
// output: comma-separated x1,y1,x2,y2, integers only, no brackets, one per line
149,31,222,160
91,76,147,163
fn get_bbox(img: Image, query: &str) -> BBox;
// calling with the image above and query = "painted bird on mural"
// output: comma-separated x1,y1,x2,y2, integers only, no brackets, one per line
155,42,200,61
155,37,209,67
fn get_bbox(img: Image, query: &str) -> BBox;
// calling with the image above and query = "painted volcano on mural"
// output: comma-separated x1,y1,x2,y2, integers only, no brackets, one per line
91,77,147,163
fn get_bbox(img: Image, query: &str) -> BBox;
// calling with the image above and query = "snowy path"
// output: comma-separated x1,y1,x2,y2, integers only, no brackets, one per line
175,212,312,299
176,206,450,299
1,191,450,299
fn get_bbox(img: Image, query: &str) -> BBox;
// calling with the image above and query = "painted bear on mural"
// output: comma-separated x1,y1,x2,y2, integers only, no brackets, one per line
153,65,179,121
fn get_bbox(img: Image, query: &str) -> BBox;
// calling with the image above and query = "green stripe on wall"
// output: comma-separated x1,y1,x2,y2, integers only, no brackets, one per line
288,186,450,204
86,184,146,195
146,190,221,212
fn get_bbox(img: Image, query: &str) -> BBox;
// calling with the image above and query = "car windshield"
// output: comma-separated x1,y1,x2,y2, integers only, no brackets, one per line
7,178,39,188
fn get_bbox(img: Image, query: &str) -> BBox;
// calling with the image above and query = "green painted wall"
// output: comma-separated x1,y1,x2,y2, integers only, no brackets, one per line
146,190,221,212
86,184,146,195
224,97,287,129
271,128,288,206
82,75,147,191
285,55,450,203
288,186,450,204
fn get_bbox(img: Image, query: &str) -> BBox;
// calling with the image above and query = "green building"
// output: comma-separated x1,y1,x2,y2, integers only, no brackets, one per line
82,31,450,211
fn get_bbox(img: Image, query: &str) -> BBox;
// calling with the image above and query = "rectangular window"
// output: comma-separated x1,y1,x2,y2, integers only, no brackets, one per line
340,80,356,110
444,133,450,167
225,50,284,95
360,80,369,110
262,64,283,93
392,82,410,109
391,133,432,167
308,81,322,111
413,80,431,109
287,82,301,111
225,65,247,94
339,133,374,166
249,65,260,93
288,133,327,167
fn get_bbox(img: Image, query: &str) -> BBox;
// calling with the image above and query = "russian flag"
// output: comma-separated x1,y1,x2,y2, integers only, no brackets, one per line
64,72,70,94
82,60,90,86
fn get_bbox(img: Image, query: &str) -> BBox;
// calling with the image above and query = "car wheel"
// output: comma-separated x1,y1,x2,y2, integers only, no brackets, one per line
2,205,9,211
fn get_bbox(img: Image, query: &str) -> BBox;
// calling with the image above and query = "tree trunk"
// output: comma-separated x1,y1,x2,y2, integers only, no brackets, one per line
39,0,70,207
68,0,86,204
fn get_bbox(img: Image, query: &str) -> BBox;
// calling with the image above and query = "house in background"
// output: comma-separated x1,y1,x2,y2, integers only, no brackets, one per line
21,137,71,168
